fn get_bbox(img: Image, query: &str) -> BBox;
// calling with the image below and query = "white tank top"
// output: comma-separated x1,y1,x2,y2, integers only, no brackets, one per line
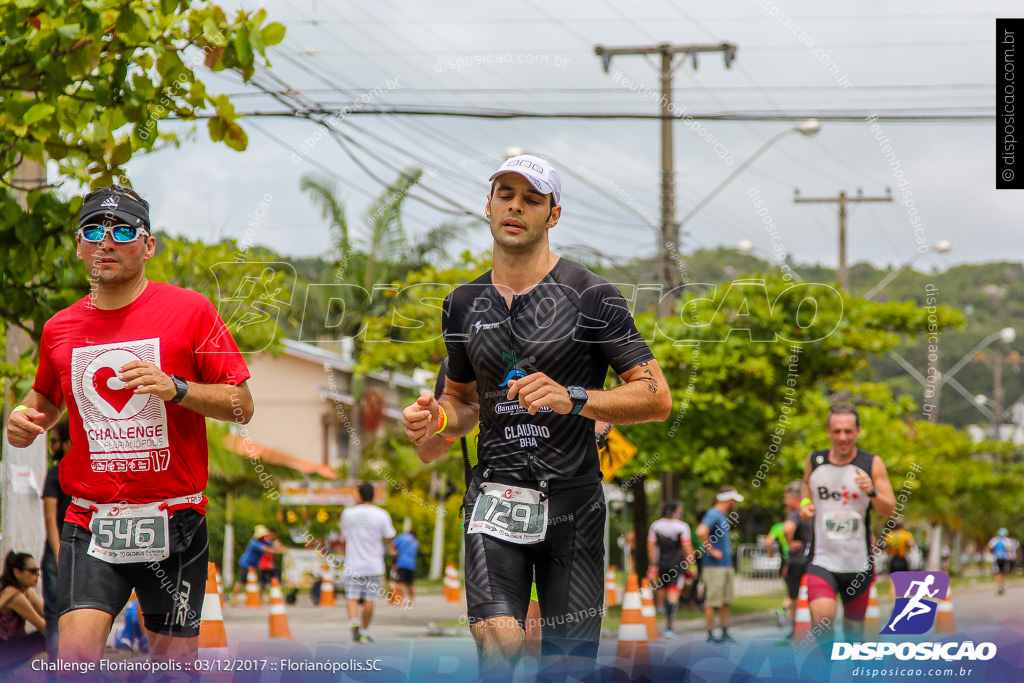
807,449,875,573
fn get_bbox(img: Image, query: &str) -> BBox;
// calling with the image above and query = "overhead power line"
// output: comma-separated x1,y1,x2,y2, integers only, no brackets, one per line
183,107,994,122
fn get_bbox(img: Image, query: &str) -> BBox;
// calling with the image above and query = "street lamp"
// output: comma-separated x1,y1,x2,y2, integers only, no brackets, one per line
927,327,1015,425
889,327,1016,426
863,240,952,301
676,119,821,237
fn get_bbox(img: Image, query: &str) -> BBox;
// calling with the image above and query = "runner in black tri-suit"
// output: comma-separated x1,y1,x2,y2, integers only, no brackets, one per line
403,154,671,675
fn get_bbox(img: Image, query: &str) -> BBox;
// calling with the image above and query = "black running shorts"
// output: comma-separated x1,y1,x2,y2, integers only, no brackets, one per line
58,509,209,637
464,478,605,659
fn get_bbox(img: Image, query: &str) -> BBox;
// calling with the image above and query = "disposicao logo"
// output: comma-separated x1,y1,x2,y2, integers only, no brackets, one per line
881,571,948,635
831,571,997,663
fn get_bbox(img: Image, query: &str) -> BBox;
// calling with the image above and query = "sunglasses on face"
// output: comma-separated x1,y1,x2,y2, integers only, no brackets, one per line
77,223,150,243
21,567,41,575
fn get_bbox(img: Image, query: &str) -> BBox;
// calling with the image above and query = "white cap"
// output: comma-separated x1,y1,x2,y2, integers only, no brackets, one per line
489,154,562,205
716,490,744,503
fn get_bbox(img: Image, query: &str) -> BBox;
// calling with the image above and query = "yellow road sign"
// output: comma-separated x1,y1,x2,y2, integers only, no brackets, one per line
599,428,638,481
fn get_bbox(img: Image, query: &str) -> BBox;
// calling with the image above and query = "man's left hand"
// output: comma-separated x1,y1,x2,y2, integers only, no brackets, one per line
506,372,573,415
854,472,874,496
118,361,176,401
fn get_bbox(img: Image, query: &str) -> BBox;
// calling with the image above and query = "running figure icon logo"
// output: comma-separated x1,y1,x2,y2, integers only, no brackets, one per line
881,571,949,635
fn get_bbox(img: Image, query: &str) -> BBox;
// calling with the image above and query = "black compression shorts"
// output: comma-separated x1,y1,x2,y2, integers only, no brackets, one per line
463,477,605,659
58,509,208,637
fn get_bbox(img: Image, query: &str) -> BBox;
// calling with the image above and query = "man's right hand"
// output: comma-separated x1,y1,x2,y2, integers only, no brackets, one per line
709,548,723,561
6,406,46,447
402,391,439,445
800,503,815,521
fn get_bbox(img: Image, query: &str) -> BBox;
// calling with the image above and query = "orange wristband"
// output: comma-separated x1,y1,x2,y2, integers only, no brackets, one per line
434,406,448,435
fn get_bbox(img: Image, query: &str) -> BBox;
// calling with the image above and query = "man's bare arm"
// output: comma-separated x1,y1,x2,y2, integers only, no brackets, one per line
5,389,61,448
507,359,672,424
799,456,816,521
417,434,457,464
403,377,479,447
117,360,254,424
868,456,897,518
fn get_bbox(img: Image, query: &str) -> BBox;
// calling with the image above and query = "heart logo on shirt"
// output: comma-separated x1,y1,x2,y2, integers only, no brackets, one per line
92,366,134,413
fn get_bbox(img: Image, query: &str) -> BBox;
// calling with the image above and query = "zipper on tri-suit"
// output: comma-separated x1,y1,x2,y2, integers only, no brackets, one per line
508,294,544,491
506,294,531,483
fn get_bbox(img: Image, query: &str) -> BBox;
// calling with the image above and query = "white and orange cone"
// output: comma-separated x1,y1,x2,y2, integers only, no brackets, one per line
245,566,261,608
390,581,404,606
319,565,335,608
199,562,228,650
792,574,811,643
605,566,619,607
935,585,955,634
443,563,461,604
640,577,659,641
617,574,650,670
268,577,292,639
864,580,881,635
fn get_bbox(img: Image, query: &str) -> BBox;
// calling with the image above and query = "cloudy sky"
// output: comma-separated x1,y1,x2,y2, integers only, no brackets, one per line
121,0,1014,276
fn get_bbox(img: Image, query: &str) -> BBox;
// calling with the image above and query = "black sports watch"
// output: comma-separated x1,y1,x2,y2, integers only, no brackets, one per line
567,386,588,415
169,375,189,404
867,486,878,498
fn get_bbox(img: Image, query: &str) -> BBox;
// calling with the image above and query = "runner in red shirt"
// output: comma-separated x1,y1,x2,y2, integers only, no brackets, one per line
5,185,253,664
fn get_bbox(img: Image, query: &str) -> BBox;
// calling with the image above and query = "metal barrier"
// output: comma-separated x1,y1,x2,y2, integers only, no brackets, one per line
733,543,785,596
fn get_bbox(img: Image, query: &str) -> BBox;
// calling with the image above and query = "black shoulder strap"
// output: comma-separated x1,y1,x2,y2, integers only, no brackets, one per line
808,449,830,471
461,436,472,489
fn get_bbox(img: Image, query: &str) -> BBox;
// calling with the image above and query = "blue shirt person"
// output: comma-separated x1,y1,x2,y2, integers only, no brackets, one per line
389,530,420,607
696,486,743,643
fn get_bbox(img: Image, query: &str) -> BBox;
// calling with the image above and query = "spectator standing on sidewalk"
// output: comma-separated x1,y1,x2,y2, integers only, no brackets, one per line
340,483,396,643
696,486,743,644
389,529,420,608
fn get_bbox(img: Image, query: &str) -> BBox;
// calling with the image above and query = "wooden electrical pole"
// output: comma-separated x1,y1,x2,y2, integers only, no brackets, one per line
793,188,892,290
595,42,737,315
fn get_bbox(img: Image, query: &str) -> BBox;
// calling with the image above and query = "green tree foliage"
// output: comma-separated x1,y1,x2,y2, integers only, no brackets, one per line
355,252,492,373
616,276,965,500
0,0,284,340
147,233,293,355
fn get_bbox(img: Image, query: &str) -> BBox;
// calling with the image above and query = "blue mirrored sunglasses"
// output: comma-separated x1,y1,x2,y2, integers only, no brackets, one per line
77,223,150,243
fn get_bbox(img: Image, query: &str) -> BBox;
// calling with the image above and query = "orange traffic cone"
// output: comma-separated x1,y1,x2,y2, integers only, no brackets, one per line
792,574,811,643
245,567,261,608
443,563,461,604
390,578,404,606
199,562,228,649
617,574,650,669
605,566,619,607
640,578,659,641
935,585,955,634
319,565,335,607
268,577,292,639
864,580,881,635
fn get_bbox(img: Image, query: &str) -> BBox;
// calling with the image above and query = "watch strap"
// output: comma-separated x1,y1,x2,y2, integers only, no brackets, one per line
170,375,189,404
568,386,587,415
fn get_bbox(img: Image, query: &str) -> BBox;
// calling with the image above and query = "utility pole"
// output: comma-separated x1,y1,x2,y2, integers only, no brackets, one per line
595,42,737,316
793,188,892,290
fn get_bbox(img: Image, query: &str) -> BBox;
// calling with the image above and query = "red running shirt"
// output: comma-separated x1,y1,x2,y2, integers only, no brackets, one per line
33,282,251,528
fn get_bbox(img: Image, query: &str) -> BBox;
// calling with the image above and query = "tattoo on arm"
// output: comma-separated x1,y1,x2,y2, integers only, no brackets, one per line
637,360,658,394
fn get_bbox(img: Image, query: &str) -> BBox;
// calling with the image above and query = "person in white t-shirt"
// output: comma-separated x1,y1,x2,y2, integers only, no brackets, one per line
339,483,396,643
